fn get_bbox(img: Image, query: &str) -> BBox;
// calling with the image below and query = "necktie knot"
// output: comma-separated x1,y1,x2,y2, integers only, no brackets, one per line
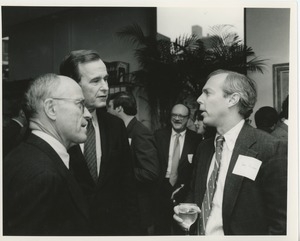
216,135,225,146
215,135,224,164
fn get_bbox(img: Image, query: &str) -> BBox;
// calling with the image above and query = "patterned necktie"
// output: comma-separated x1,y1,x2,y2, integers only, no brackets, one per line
169,133,181,186
199,135,225,235
84,119,98,183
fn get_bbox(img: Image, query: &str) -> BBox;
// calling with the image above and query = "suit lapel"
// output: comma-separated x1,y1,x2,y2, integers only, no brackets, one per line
222,124,258,227
126,117,136,138
162,129,172,168
96,110,110,186
27,134,90,220
178,129,194,169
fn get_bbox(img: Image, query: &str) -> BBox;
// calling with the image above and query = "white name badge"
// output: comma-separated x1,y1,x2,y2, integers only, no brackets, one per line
128,138,132,145
232,155,262,181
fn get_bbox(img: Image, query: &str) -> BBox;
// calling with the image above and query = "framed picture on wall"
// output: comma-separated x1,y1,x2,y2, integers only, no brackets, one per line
273,63,289,112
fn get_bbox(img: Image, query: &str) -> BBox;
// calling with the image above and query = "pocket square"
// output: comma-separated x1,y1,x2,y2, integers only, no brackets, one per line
187,154,193,163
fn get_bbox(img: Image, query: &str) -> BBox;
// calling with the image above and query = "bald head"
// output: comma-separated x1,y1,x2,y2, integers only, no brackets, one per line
25,74,82,118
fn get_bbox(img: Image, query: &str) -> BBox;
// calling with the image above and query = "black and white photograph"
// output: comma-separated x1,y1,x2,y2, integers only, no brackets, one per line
1,0,298,240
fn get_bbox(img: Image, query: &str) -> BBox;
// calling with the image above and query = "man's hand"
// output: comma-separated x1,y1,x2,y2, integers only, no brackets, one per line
173,204,201,231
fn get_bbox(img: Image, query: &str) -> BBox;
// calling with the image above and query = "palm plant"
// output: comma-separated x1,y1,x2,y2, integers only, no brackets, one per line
117,24,266,130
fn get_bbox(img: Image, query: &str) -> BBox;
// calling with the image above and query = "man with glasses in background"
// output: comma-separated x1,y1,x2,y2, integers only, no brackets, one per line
154,103,202,234
3,73,92,235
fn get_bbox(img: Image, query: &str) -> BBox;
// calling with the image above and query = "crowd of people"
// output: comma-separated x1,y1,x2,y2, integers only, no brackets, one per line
3,49,288,236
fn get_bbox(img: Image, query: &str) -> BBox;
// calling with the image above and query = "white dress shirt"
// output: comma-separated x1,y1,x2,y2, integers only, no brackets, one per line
32,130,70,169
80,111,102,175
165,129,186,178
205,119,245,235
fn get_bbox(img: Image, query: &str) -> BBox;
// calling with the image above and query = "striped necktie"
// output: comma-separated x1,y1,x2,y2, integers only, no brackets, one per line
199,135,225,234
84,119,98,183
169,133,181,186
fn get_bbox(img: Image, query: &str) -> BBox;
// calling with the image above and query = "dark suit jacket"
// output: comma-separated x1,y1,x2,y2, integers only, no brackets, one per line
3,119,29,157
3,134,91,236
155,128,202,192
187,123,287,235
154,127,202,234
68,110,139,235
127,117,160,229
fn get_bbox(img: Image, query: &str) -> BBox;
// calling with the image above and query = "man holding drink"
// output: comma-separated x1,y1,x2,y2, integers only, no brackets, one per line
174,70,287,235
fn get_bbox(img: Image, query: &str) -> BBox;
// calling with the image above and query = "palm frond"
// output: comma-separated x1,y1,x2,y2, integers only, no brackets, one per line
116,23,146,46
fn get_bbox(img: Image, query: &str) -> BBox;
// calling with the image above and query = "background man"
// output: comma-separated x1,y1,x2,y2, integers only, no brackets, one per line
154,103,202,234
60,50,139,235
3,99,30,157
272,95,288,141
3,73,92,235
254,106,279,133
174,70,287,235
107,91,160,235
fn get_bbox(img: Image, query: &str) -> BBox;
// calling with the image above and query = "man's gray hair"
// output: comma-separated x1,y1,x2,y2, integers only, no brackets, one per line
208,69,257,119
25,73,60,118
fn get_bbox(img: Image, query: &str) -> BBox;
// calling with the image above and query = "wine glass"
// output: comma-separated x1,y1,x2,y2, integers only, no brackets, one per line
178,203,199,235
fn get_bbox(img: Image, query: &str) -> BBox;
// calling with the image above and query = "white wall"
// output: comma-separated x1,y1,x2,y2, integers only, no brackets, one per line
245,8,290,125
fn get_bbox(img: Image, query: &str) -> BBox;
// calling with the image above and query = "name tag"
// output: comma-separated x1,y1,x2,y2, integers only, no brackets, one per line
232,155,262,181
128,138,132,145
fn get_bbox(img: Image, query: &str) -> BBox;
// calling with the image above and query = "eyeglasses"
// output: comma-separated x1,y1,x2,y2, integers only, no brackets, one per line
51,97,85,114
171,113,189,120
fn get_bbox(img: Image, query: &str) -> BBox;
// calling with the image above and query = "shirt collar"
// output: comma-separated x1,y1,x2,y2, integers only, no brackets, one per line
12,118,24,128
171,128,186,138
32,130,70,169
215,119,245,151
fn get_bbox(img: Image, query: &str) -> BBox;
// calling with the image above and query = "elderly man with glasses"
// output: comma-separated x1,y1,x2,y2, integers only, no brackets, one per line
3,73,92,235
154,103,202,235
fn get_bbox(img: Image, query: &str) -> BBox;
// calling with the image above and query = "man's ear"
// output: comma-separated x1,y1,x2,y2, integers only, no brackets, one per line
44,98,57,120
228,93,240,107
116,106,123,113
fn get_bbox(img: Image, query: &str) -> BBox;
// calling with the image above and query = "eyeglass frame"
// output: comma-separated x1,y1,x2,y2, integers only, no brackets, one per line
51,97,85,114
171,113,189,120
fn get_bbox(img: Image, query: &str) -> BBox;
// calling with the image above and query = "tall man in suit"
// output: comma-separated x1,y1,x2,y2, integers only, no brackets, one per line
174,70,287,235
154,103,202,234
107,91,160,235
3,73,92,235
60,50,139,235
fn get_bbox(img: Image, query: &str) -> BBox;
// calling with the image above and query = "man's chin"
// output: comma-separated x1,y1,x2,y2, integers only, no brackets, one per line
95,102,106,109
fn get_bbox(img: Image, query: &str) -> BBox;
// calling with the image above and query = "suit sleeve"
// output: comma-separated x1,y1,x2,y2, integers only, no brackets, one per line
117,121,141,234
132,129,160,183
262,140,287,234
4,171,66,235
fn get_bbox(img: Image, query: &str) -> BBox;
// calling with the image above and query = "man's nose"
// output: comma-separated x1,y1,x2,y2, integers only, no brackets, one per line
100,80,109,91
83,107,92,118
197,94,203,105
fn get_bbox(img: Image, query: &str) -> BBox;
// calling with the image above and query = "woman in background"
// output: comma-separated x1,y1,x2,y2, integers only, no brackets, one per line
193,109,216,139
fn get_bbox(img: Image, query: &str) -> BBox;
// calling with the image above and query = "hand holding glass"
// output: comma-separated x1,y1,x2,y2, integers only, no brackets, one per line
176,203,199,235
